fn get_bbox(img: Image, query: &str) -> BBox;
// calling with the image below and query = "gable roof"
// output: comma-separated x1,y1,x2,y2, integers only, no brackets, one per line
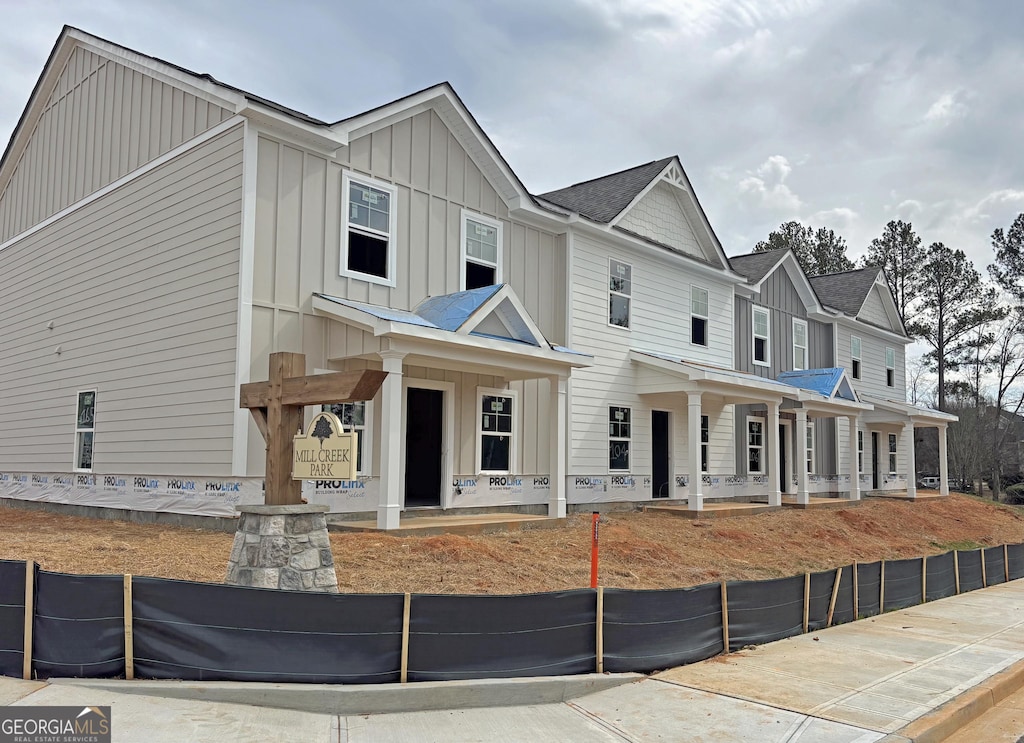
807,267,882,317
777,368,859,402
729,249,788,283
536,158,674,223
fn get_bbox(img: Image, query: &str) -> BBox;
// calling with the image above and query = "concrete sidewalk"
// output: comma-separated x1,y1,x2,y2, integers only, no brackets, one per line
2,579,1023,741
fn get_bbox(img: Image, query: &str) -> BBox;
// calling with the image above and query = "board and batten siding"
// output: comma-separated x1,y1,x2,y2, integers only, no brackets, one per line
0,46,233,243
0,124,244,475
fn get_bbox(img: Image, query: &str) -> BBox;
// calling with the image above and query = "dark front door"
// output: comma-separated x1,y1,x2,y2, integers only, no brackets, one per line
871,431,880,490
405,387,443,507
779,424,787,493
652,411,670,498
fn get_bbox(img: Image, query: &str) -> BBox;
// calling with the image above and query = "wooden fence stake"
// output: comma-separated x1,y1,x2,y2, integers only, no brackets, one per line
826,567,842,627
1005,544,1010,583
981,550,987,588
853,562,859,619
802,573,810,633
954,551,961,594
879,560,885,613
596,586,604,674
720,581,730,654
123,574,134,681
922,555,928,604
400,592,411,684
22,561,34,681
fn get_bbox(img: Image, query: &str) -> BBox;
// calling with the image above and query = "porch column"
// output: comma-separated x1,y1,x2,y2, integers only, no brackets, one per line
687,392,703,511
767,401,781,506
795,408,809,504
904,421,917,499
377,351,406,530
847,415,861,501
938,424,950,496
548,374,568,518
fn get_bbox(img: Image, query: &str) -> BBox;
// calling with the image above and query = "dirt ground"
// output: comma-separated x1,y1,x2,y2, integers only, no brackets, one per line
0,494,1021,594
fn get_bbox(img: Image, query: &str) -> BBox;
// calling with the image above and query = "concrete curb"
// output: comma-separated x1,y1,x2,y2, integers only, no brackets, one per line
889,656,1024,743
51,673,643,716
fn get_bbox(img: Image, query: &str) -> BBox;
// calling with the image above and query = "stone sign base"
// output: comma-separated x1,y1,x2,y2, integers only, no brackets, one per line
225,504,338,593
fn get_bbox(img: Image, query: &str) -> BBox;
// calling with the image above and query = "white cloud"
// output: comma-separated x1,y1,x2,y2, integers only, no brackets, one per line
810,207,858,229
959,189,1024,224
925,90,970,123
738,155,802,212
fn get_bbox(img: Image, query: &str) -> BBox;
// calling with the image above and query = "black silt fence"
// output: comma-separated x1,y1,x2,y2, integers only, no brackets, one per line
32,571,124,679
407,590,595,681
884,558,924,612
926,552,957,602
602,583,723,673
857,562,882,618
132,578,404,684
0,561,27,678
958,550,985,592
1009,544,1024,580
726,576,804,651
807,570,838,631
984,547,1006,586
828,565,856,626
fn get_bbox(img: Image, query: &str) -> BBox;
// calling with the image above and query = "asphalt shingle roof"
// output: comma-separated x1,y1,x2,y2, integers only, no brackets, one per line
808,268,881,316
728,249,788,283
536,158,674,223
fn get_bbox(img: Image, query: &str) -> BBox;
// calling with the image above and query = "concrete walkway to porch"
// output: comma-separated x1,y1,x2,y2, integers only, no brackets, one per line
327,512,564,536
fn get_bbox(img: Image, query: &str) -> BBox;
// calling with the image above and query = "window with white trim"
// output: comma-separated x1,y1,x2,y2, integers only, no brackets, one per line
805,422,815,474
885,347,896,387
323,401,372,476
752,307,770,366
478,390,516,473
748,418,764,474
888,433,898,474
857,430,864,473
793,319,808,371
609,406,631,471
700,415,709,473
461,211,502,290
341,172,397,285
851,336,862,379
691,287,709,347
74,390,96,472
608,259,631,329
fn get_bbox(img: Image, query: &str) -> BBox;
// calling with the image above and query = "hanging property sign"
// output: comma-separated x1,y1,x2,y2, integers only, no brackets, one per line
292,412,358,481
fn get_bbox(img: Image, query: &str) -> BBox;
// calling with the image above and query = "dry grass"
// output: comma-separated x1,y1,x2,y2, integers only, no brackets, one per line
0,493,1021,594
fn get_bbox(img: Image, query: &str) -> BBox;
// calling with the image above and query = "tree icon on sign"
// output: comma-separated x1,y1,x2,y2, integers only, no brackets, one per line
312,416,334,448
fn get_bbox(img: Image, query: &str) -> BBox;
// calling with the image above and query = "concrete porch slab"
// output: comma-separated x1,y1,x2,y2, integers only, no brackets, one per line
866,491,948,501
327,513,564,536
781,496,862,510
646,502,781,519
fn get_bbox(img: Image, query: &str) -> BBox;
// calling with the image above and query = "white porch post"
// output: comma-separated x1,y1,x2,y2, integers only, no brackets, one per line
848,415,861,501
377,351,406,530
795,408,809,505
904,421,917,499
687,392,703,511
548,374,568,518
768,401,781,506
938,424,950,496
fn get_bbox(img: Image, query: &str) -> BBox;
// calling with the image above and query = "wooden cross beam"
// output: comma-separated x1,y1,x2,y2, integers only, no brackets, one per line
239,352,387,505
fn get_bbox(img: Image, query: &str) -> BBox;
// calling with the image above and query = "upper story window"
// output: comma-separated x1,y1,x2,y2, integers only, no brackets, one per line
752,307,770,366
747,418,764,474
323,401,371,476
341,172,397,286
792,319,808,371
851,336,862,379
608,259,632,329
74,390,96,472
609,406,631,471
461,211,503,290
691,287,709,347
478,389,516,473
885,347,896,387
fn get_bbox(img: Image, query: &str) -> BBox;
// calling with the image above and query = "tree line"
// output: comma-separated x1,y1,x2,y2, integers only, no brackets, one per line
753,214,1024,497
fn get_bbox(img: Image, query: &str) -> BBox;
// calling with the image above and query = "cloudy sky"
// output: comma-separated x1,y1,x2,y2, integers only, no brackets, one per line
1,0,1022,271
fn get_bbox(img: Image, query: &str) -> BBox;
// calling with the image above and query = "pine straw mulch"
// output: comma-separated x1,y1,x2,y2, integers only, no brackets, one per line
0,493,1021,594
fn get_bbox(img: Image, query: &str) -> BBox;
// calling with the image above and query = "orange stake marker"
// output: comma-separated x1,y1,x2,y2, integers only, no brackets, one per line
590,512,600,588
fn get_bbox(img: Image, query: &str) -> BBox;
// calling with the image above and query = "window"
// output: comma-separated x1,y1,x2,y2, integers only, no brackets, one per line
752,307,770,365
700,415,709,473
341,173,397,285
461,211,502,290
885,347,896,387
888,433,898,474
609,406,631,470
851,336,862,379
478,390,516,473
74,391,96,472
805,422,815,474
857,430,864,473
323,401,371,475
792,319,808,371
748,418,764,473
691,287,709,347
608,259,631,329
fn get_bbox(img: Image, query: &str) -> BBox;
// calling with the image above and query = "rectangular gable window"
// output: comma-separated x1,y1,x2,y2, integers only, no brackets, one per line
748,419,764,473
885,347,896,387
752,307,770,365
609,406,631,470
888,433,898,474
608,259,631,329
851,336,862,379
342,173,397,285
461,211,502,290
323,401,371,475
793,319,808,370
691,287,709,346
479,391,515,473
75,390,96,472
700,414,709,473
